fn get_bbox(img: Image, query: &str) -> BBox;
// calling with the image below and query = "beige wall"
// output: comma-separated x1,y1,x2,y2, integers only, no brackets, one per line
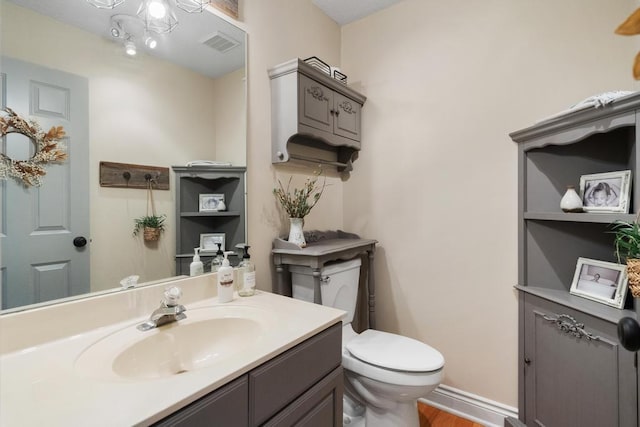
242,0,344,286
213,67,246,166
339,0,640,407
1,1,244,292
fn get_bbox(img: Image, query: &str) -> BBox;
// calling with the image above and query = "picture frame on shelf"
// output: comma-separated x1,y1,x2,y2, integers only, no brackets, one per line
200,233,225,254
579,170,631,213
199,193,225,212
569,257,628,309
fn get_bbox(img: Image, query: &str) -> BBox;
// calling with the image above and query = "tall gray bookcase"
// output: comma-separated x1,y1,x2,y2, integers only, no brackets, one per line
510,94,640,427
172,166,246,274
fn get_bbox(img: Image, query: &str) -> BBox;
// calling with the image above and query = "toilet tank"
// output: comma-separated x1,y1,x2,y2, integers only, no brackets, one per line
290,258,361,325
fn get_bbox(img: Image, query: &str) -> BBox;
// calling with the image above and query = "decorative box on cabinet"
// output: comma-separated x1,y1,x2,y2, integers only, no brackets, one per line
154,322,343,427
510,92,640,427
172,166,246,274
268,58,367,173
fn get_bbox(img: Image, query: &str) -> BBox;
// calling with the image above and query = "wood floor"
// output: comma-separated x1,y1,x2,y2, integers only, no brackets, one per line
418,402,485,427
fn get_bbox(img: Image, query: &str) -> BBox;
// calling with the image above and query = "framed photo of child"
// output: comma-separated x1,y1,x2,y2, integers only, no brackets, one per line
579,170,631,213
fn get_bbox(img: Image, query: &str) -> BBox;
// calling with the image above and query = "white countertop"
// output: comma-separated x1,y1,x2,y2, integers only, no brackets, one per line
0,290,344,426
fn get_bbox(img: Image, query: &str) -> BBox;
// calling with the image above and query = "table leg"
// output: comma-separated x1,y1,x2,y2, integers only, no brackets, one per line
275,263,289,296
367,247,376,329
312,268,322,304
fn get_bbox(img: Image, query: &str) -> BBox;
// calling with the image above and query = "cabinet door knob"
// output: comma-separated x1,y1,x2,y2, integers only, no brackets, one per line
618,317,640,351
524,357,531,365
330,109,335,116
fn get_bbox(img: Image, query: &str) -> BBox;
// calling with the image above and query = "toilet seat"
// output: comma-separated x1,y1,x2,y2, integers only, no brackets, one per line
346,329,444,372
342,329,444,387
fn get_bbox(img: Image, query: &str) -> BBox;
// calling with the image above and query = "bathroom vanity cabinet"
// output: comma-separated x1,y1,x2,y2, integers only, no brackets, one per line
172,166,246,273
510,93,640,427
268,58,366,173
154,322,343,426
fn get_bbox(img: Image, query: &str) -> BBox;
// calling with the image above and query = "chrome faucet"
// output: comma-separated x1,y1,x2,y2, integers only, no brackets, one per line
137,286,187,331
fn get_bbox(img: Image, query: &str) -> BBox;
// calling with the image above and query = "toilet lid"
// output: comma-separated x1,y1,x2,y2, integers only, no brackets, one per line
346,330,444,372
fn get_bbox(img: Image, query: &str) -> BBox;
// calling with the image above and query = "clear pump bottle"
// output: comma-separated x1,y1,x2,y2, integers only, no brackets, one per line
210,243,224,272
237,245,256,297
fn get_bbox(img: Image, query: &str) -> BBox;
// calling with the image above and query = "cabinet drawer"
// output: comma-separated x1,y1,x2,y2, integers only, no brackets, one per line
250,322,342,426
154,375,248,427
264,366,343,427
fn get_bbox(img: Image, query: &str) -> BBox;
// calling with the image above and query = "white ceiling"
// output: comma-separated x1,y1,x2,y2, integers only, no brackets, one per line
312,0,406,25
6,0,245,79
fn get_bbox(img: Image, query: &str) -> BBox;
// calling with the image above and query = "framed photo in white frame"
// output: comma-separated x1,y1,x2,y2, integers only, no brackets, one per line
200,233,225,253
579,170,631,213
569,257,628,309
199,193,225,212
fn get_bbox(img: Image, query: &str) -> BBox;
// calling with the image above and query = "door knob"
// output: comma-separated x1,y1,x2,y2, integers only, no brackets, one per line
73,236,88,248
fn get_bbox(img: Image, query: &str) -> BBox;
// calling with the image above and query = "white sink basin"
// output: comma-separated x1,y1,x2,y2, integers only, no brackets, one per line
75,305,275,381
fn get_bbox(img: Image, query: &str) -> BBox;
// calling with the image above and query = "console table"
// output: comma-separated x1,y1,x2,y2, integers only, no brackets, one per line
272,232,378,328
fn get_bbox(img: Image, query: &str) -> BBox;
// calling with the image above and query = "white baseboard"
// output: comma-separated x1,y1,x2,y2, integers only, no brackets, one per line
421,384,518,427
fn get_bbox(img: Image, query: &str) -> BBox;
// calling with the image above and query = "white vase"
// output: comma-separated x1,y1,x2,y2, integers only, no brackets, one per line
560,185,583,213
288,218,306,247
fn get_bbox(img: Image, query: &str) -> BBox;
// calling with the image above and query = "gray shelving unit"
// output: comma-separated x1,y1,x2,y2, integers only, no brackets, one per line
509,93,640,427
172,166,246,274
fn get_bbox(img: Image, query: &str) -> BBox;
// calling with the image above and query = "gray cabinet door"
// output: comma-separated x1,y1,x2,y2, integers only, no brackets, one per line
333,92,360,142
524,294,637,427
298,74,333,134
263,366,343,427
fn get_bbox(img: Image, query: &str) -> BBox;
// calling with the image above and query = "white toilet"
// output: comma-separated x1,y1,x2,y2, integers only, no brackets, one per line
290,259,445,427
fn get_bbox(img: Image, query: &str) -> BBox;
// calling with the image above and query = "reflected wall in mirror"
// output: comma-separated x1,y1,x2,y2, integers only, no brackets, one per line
0,0,246,311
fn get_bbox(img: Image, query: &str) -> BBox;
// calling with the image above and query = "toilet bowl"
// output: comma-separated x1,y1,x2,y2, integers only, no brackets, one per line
341,324,444,426
290,259,445,426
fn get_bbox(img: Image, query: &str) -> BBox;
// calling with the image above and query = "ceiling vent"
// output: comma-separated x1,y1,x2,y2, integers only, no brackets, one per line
201,32,240,53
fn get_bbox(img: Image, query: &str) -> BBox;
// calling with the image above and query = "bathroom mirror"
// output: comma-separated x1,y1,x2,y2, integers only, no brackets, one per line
0,0,247,311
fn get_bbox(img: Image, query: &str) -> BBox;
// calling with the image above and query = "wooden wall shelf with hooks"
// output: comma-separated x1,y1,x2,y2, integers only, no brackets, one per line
99,161,170,190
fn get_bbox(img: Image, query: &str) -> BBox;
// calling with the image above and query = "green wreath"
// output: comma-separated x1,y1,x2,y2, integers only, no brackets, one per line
0,107,67,187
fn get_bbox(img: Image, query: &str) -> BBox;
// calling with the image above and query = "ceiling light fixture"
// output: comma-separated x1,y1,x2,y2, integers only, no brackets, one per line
144,35,158,49
124,40,137,56
88,0,212,46
175,0,210,13
86,0,125,9
137,0,178,34
146,0,167,19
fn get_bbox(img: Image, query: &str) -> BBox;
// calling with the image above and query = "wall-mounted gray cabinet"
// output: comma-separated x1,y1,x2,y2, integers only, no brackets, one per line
510,93,640,427
172,166,246,274
268,58,366,173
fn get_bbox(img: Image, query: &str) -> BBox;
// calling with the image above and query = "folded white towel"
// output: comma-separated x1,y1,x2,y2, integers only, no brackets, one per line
537,90,635,123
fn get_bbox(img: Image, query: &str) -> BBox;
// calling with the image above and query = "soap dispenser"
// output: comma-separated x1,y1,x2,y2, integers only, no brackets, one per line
190,247,204,276
210,243,224,272
237,245,256,297
217,251,234,303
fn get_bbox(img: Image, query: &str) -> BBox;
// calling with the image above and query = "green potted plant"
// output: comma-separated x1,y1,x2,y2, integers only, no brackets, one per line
611,217,640,297
273,171,325,247
133,214,167,242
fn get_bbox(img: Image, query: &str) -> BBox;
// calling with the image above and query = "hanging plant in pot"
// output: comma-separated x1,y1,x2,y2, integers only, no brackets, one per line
133,214,166,242
273,170,325,248
611,214,640,297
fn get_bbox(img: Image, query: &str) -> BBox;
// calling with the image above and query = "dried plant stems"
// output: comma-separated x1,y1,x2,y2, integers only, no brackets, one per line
273,172,325,218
